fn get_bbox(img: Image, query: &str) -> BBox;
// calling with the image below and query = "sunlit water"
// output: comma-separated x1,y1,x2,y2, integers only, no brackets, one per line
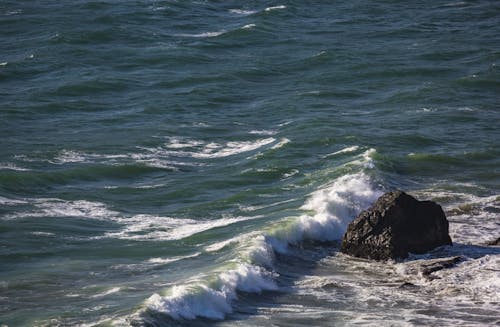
1,1,499,326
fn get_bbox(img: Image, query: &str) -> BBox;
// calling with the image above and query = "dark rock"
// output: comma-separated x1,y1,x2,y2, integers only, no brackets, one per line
341,191,452,260
420,256,462,277
399,282,418,289
486,237,500,246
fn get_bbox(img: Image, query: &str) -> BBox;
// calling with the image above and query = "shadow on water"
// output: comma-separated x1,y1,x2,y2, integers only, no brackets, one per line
133,240,500,327
412,241,500,260
133,241,341,327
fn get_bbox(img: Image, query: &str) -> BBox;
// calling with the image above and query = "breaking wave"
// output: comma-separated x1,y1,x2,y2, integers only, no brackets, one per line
142,170,382,321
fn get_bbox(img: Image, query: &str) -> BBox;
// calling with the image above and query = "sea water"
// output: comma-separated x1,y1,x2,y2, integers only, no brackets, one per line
1,1,499,326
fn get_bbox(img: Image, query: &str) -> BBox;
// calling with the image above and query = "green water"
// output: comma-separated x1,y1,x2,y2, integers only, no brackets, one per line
1,1,499,326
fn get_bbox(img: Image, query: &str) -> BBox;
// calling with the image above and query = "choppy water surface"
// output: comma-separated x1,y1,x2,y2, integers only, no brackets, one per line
1,1,499,326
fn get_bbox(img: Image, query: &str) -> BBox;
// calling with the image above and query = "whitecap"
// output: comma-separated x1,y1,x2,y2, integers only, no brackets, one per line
5,9,22,16
281,169,299,180
0,162,31,171
3,198,118,220
147,253,201,265
277,120,293,127
249,130,277,136
323,145,360,158
176,31,225,38
30,231,55,237
204,232,260,253
229,9,257,16
91,287,121,298
104,214,262,241
51,150,89,164
271,138,290,150
267,172,382,251
145,172,381,321
338,148,376,169
146,262,277,320
164,137,204,149
0,196,28,206
163,138,276,159
265,5,287,12
241,24,256,30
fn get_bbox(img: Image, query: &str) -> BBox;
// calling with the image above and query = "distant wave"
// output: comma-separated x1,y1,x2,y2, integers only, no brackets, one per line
229,9,258,16
0,162,31,171
175,31,226,38
265,5,287,12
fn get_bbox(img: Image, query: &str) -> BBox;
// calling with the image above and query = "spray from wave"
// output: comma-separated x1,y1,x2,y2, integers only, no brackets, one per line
142,168,382,321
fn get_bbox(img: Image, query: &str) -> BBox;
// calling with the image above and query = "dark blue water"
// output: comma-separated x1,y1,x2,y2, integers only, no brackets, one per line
1,1,499,326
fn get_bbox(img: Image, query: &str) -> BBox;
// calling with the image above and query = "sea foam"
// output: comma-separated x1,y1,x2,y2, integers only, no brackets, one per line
145,171,381,321
146,263,277,320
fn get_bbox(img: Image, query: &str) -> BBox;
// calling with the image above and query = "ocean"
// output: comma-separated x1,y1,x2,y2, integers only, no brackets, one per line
1,1,499,326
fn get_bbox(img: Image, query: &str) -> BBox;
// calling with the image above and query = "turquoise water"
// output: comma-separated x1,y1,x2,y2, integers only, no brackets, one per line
1,1,499,326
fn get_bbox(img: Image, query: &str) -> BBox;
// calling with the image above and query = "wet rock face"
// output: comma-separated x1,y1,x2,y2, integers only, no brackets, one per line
486,237,500,246
341,191,452,260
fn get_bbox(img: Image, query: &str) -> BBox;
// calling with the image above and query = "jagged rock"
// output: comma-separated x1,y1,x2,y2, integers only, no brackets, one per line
486,237,500,246
420,256,462,277
341,191,452,260
399,282,418,289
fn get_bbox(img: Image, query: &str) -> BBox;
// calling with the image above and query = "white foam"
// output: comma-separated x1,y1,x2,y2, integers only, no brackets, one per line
177,31,225,38
30,231,55,237
391,252,500,318
36,199,117,219
164,137,204,149
204,234,252,252
105,214,260,241
162,138,276,159
147,253,201,265
229,9,257,16
337,148,376,170
0,162,31,171
249,130,276,136
271,138,290,150
0,196,27,206
238,198,299,213
48,148,204,169
146,172,381,320
146,263,277,320
267,172,382,252
3,198,118,220
91,287,121,298
52,150,88,164
282,169,299,180
5,9,22,16
323,146,360,158
265,5,287,12
0,62,7,66
241,24,256,30
413,189,500,245
431,255,499,301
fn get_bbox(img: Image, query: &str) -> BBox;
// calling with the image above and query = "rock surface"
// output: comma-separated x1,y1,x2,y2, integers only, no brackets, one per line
486,237,500,246
341,191,452,260
420,256,462,278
